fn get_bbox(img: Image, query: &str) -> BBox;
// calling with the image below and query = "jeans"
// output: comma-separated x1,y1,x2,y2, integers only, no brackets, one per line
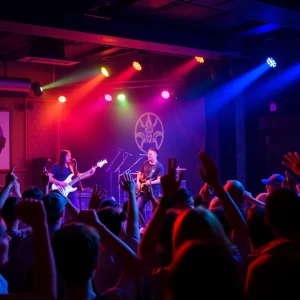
63,191,79,223
137,187,160,224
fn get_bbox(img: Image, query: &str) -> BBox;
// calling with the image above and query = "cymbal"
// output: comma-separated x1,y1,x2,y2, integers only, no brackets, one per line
176,167,187,171
130,172,139,175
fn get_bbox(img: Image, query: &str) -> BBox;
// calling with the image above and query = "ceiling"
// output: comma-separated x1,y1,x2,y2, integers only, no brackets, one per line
1,0,300,67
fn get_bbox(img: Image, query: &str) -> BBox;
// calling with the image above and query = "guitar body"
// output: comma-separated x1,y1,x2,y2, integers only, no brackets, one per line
51,159,108,197
136,176,149,197
51,174,77,197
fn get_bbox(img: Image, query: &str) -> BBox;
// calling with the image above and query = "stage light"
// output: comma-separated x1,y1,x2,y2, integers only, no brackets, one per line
266,57,276,68
117,93,126,101
58,96,66,103
31,81,43,97
104,94,112,101
133,61,142,71
101,67,109,77
161,90,170,99
195,56,205,63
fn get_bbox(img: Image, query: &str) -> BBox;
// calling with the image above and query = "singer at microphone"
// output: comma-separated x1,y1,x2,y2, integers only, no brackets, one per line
136,148,164,223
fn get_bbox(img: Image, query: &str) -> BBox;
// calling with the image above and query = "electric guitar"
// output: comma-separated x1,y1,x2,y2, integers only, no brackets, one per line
51,159,107,197
136,176,151,197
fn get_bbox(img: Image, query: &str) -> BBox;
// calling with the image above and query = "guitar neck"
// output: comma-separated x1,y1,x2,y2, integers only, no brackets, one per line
69,166,98,186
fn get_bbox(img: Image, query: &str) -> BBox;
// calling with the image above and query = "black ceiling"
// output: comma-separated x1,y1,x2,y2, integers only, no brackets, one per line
1,0,300,66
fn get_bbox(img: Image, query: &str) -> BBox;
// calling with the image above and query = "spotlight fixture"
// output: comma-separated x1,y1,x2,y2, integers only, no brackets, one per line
195,56,205,63
117,93,126,101
31,81,43,97
266,57,276,68
133,61,142,71
58,96,66,103
104,94,112,101
161,90,170,99
101,67,109,77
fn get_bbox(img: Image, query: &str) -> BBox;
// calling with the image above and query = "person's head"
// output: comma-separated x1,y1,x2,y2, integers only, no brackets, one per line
96,207,126,237
247,205,275,251
168,240,242,300
99,198,118,209
59,150,71,166
172,206,232,254
52,223,100,288
224,180,245,209
41,191,68,227
265,188,300,238
148,148,158,162
0,218,9,267
2,197,20,227
262,174,285,194
174,188,194,210
22,187,43,200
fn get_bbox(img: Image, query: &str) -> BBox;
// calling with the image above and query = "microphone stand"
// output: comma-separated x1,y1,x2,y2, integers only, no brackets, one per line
123,156,145,174
106,149,122,197
114,152,130,204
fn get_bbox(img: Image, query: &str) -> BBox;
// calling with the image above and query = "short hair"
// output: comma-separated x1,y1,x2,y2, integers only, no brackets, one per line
148,148,158,155
247,205,274,250
265,188,300,236
2,197,20,224
22,187,43,200
52,223,100,288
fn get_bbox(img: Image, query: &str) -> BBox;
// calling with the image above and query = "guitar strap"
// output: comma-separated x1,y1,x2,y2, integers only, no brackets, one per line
147,161,158,181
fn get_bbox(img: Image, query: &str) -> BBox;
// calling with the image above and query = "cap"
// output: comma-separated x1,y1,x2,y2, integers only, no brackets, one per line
41,191,69,217
261,174,285,185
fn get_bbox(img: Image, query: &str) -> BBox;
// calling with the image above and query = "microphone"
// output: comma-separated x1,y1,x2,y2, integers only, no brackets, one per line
124,152,132,156
72,158,77,163
139,154,148,157
118,148,124,151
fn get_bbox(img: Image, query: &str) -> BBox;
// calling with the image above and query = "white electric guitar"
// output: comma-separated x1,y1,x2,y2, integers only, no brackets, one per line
51,159,107,197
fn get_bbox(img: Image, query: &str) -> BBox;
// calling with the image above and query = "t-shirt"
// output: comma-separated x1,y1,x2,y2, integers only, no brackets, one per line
50,163,73,182
139,160,164,182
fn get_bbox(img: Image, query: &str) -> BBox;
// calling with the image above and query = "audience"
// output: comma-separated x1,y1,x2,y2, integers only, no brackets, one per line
0,150,300,300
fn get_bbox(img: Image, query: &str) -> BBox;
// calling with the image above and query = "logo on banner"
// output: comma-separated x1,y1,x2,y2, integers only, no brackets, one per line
135,112,164,153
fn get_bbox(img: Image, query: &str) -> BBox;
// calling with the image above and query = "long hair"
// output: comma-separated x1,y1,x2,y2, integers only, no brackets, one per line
58,150,70,167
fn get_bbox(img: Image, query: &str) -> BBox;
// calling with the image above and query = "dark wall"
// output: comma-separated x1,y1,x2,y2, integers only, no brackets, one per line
59,93,206,201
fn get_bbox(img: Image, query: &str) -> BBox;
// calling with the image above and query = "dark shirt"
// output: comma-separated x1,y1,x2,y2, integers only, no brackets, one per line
50,164,73,181
140,160,164,192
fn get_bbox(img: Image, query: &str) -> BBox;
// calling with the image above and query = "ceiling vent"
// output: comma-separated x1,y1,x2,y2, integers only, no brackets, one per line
17,56,79,66
17,37,79,66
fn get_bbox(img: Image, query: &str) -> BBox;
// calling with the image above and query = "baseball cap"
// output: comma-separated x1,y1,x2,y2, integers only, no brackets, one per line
261,174,285,185
41,191,69,217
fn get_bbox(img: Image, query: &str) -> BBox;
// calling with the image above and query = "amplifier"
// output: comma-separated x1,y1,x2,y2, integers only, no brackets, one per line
76,188,93,210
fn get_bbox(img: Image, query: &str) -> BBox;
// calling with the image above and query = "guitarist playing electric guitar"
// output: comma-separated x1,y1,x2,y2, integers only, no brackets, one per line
136,148,164,222
49,149,96,210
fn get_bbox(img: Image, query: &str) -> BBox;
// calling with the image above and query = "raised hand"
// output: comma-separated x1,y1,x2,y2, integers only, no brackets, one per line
282,152,300,175
281,171,296,191
89,184,107,210
161,158,184,200
40,166,50,186
120,172,136,194
12,181,22,198
5,164,17,188
198,152,219,187
17,199,46,227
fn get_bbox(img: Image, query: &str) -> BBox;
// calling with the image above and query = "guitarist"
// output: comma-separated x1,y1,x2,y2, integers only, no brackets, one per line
137,148,164,221
49,149,95,209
